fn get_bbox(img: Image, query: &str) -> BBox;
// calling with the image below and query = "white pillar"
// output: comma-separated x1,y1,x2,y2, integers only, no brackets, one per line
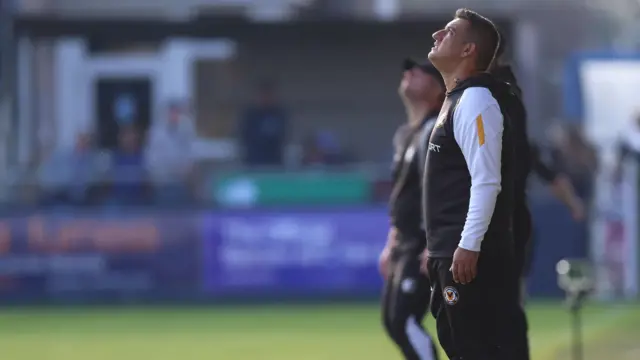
54,38,86,151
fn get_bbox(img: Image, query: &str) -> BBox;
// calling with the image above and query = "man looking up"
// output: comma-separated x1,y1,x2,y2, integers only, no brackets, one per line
420,8,518,359
380,59,444,360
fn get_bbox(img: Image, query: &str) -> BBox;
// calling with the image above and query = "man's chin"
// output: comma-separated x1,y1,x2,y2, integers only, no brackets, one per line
427,52,441,66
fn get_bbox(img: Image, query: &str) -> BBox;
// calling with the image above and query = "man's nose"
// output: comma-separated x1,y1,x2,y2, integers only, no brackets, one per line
432,30,444,41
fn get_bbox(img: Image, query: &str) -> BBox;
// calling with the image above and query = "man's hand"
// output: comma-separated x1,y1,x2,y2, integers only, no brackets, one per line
379,228,398,278
570,199,586,222
379,246,392,279
419,249,430,276
551,176,587,222
451,247,480,284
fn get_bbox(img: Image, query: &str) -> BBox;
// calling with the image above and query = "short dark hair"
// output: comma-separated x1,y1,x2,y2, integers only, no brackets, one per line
454,8,501,71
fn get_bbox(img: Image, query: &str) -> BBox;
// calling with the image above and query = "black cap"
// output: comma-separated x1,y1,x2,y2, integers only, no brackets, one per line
402,58,445,89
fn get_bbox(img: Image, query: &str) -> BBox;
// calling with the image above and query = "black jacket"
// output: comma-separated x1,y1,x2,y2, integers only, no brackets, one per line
423,73,515,258
389,113,438,253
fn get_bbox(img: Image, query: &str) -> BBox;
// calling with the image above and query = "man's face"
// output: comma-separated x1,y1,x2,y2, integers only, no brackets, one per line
399,68,426,100
428,18,473,71
119,129,139,152
399,68,442,102
75,134,91,152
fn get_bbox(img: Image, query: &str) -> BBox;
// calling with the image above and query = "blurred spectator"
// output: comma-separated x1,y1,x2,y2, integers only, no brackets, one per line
547,123,598,258
37,133,103,205
146,101,195,205
238,80,289,167
548,124,598,202
105,125,151,206
615,113,640,179
301,130,347,166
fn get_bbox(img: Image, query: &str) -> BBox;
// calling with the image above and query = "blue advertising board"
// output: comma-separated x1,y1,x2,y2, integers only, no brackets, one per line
202,207,389,299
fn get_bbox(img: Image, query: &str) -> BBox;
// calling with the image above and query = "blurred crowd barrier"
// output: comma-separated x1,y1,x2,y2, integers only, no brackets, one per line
0,160,396,208
0,199,581,304
0,206,387,303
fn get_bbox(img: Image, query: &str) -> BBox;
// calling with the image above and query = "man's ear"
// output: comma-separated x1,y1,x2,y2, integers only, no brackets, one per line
462,43,476,59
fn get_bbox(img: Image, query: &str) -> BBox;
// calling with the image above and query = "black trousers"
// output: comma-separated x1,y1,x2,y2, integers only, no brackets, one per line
515,205,534,278
382,251,438,360
512,284,530,360
428,254,520,360
513,207,534,360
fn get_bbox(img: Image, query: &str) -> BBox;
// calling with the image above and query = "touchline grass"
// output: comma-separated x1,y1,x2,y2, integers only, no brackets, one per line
0,302,638,360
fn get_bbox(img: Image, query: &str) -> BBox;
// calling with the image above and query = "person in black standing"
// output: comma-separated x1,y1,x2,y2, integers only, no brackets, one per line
379,59,444,360
491,45,585,359
238,80,289,167
493,38,585,287
419,9,519,359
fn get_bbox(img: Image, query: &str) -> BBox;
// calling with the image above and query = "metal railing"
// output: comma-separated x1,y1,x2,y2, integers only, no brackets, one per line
0,160,393,208
0,157,558,211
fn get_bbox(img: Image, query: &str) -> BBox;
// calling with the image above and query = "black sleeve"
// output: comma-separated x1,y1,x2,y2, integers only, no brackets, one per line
417,119,436,179
391,124,411,180
389,125,408,222
530,143,558,183
393,124,411,154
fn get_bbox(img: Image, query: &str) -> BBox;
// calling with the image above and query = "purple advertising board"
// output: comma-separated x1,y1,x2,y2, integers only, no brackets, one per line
202,207,389,297
0,211,200,302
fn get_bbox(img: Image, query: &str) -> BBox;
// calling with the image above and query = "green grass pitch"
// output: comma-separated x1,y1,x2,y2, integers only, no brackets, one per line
0,302,638,359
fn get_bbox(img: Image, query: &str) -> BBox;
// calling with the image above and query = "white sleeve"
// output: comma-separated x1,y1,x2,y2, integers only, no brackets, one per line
453,91,504,252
